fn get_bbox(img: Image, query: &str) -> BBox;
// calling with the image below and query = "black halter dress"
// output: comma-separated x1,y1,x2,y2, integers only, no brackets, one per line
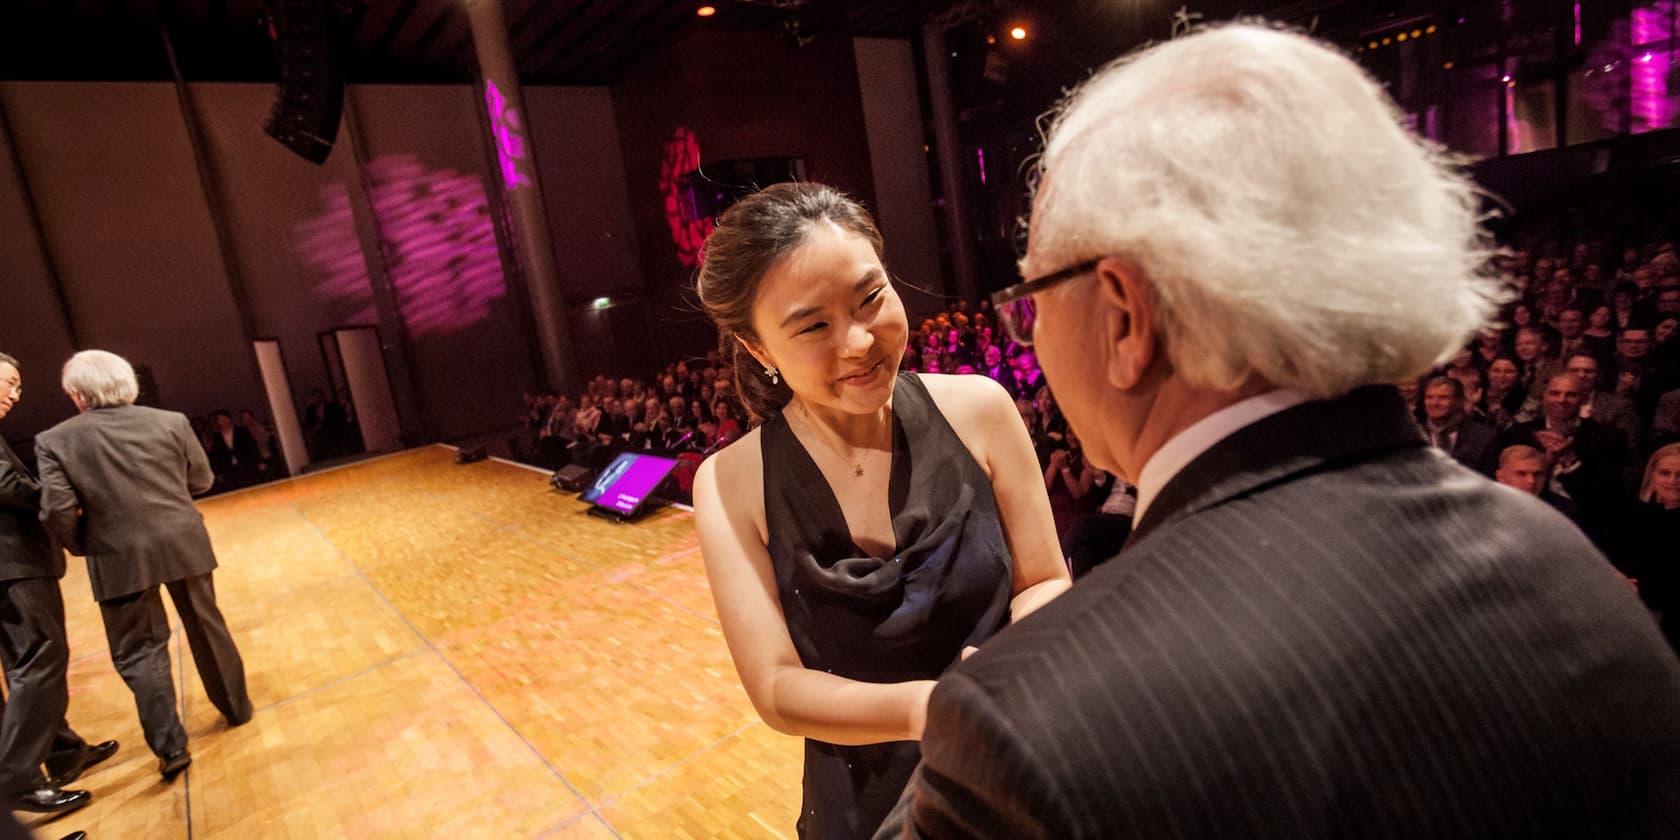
760,371,1014,838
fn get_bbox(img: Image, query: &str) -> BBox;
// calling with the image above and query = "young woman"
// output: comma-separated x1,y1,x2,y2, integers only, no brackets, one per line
691,183,1070,838
1620,443,1680,649
1481,355,1525,431
710,399,742,449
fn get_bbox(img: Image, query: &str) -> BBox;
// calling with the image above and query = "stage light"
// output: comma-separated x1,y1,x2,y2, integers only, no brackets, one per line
1010,26,1027,40
1443,61,1454,69
1382,37,1391,45
1368,40,1379,49
1396,32,1407,42
1412,29,1423,38
1641,53,1654,63
1426,24,1437,34
696,5,716,17
1501,74,1512,82
591,297,612,310
987,35,996,44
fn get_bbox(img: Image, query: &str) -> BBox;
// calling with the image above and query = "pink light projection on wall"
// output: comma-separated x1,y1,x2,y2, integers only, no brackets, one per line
659,127,712,267
293,154,507,339
485,81,532,192
1630,3,1677,133
1579,2,1677,136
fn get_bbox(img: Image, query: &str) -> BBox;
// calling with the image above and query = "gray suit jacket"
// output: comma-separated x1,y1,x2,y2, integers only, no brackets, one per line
1589,391,1643,456
0,438,63,582
35,405,217,601
879,386,1680,839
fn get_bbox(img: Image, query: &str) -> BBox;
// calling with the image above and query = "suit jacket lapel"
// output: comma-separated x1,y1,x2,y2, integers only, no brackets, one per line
0,437,26,473
1129,386,1427,545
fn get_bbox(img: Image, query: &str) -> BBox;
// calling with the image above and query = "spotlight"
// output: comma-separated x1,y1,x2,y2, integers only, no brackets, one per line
1368,40,1379,49
1443,61,1454,69
1411,29,1422,38
1382,37,1391,45
696,5,716,17
1426,24,1437,34
1396,32,1407,42
1009,26,1026,40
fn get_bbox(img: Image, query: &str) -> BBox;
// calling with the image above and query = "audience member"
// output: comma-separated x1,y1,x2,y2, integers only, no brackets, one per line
1501,372,1626,550
1565,353,1643,465
1617,443,1680,650
1421,376,1498,475
205,410,262,492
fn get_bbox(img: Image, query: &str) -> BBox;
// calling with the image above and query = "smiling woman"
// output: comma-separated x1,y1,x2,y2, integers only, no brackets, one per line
690,182,1071,838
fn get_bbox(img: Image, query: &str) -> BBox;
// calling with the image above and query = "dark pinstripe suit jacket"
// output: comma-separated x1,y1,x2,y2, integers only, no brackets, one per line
878,386,1680,839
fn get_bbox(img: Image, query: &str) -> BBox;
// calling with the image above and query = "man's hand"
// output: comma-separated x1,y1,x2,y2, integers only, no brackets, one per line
1535,430,1573,459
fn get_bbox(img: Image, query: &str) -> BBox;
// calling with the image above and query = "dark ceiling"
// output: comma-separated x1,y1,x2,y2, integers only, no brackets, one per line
0,0,961,85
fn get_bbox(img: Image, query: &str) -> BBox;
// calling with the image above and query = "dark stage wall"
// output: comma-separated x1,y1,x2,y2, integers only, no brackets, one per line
0,80,635,450
0,33,937,453
613,28,883,361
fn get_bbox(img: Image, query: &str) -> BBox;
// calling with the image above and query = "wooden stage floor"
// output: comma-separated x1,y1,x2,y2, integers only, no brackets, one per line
33,446,803,839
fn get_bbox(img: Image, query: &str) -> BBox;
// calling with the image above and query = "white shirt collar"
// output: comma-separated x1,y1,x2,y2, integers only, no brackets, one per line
1132,389,1311,524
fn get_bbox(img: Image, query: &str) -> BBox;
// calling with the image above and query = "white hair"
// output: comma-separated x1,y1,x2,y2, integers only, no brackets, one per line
62,350,139,408
1024,23,1507,399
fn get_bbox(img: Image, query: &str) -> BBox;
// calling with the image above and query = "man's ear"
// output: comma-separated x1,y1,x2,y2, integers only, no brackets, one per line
1095,256,1157,390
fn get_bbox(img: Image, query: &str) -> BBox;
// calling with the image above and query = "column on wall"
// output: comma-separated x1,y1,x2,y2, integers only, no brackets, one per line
465,0,580,394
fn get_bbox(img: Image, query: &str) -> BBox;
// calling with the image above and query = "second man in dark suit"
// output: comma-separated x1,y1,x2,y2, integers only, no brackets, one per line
35,351,252,783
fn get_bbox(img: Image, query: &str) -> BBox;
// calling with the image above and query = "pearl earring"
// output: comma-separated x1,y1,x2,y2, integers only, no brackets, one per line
764,364,780,385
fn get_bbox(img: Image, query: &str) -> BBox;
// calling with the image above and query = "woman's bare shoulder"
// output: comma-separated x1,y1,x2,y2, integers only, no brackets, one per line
696,425,767,540
698,426,765,495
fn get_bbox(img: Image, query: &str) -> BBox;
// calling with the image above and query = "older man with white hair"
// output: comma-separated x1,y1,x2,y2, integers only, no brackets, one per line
34,351,251,784
877,23,1680,839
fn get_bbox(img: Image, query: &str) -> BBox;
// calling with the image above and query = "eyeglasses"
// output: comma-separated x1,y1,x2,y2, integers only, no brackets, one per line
990,258,1100,346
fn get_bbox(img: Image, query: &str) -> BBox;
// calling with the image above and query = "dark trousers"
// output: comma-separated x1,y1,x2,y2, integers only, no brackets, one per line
99,573,251,759
0,577,76,793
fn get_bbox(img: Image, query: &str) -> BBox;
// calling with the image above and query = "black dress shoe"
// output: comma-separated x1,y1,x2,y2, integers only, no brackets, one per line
48,739,119,786
10,786,91,816
59,833,87,840
159,751,192,782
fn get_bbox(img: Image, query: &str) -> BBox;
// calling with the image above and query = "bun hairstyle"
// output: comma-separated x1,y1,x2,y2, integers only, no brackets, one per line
696,182,885,424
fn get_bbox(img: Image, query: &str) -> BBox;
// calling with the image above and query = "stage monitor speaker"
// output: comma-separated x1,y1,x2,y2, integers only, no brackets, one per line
551,464,596,493
456,446,488,464
262,0,353,164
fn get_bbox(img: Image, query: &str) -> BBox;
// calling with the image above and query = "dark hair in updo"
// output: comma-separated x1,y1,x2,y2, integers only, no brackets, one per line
696,182,885,424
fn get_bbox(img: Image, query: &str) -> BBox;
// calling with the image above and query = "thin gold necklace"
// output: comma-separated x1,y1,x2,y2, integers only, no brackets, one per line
792,403,889,478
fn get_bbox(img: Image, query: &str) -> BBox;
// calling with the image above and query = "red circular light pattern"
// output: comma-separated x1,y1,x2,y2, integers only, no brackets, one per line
660,127,713,267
